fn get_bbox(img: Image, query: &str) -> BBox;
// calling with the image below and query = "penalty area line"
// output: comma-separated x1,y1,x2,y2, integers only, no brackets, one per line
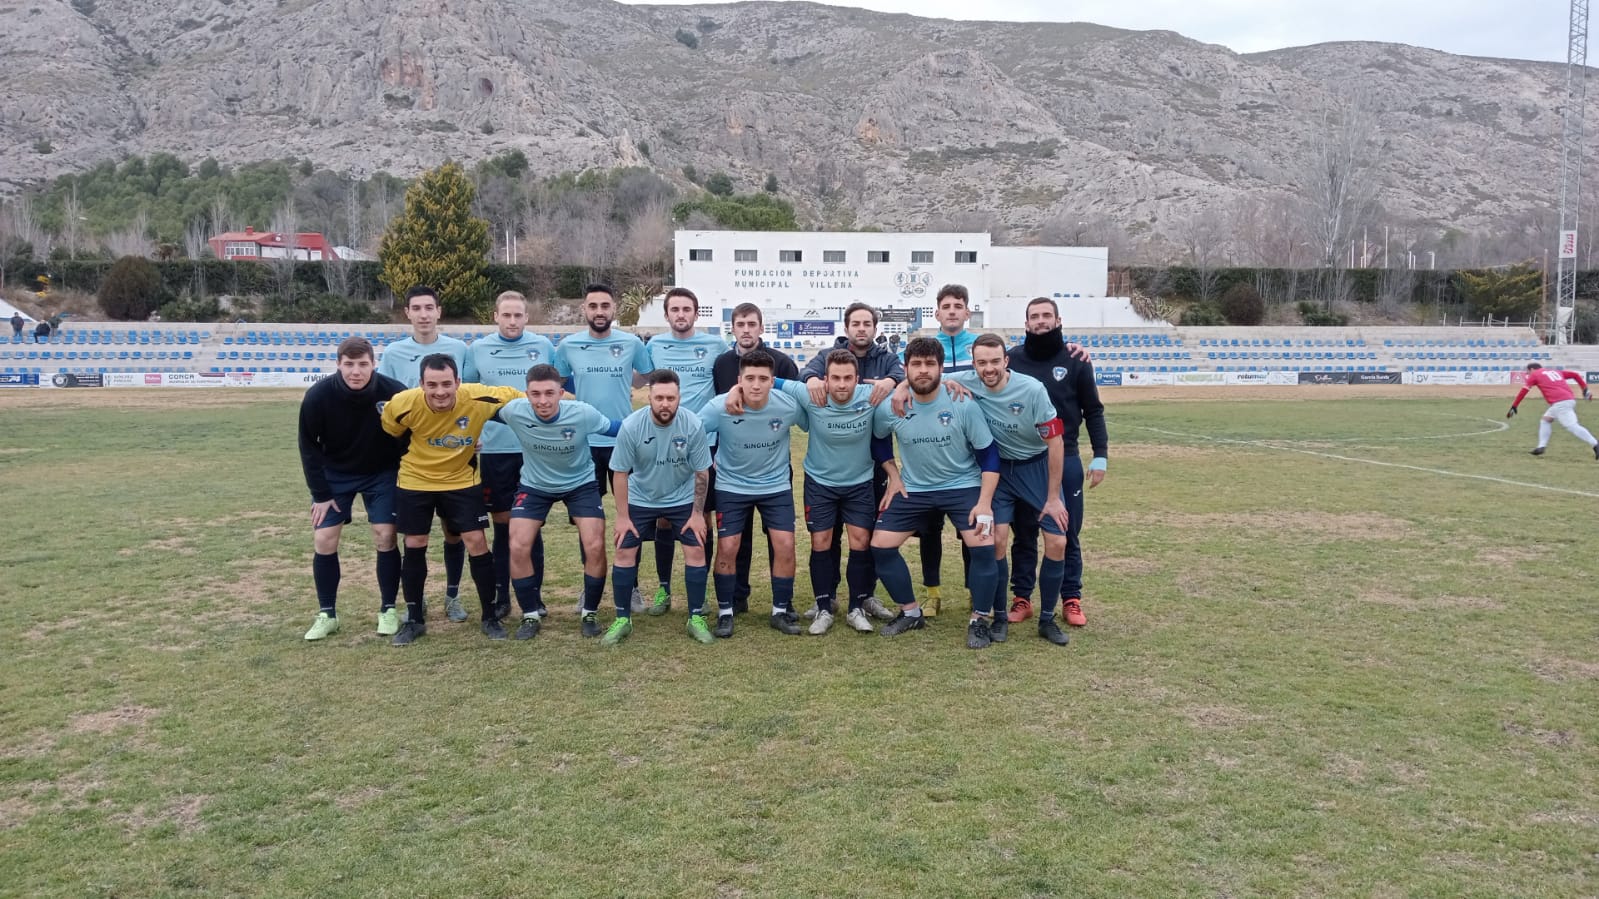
1136,426,1599,500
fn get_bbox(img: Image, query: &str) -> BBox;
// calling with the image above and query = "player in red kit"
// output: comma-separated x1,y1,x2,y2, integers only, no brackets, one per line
1508,362,1599,459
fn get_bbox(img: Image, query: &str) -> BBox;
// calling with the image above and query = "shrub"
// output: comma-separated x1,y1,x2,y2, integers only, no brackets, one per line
704,172,734,196
99,255,164,320
1179,303,1226,326
1219,283,1265,325
1297,301,1349,326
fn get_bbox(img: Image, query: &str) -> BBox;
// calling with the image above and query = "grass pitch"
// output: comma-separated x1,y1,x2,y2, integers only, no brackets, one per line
1,388,1596,898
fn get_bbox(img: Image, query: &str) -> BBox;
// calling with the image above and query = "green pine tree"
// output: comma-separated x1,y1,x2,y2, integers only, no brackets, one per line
1458,263,1542,321
379,162,492,317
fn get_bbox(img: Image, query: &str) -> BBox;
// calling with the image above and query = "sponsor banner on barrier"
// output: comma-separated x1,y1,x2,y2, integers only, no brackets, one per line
1122,371,1173,386
1223,371,1269,385
1095,371,1123,387
1174,371,1226,385
1352,371,1402,384
1588,371,1599,384
0,372,40,387
1409,371,1510,386
1267,371,1300,385
160,371,225,388
49,372,104,388
1298,371,1352,385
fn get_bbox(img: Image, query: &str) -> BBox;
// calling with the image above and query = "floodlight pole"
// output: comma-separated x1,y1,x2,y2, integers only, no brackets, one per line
1554,0,1589,345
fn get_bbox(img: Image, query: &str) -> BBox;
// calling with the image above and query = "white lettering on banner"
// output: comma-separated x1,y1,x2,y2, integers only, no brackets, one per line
1561,230,1578,259
1268,372,1301,386
1175,372,1226,385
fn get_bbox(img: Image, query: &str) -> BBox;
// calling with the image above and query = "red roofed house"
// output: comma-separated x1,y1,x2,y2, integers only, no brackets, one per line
209,226,344,261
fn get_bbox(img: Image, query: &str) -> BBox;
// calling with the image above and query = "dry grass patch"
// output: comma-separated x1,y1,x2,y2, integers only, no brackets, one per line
1105,510,1412,541
1092,553,1161,576
68,705,159,736
1109,443,1230,461
1502,722,1578,748
112,795,207,834
1357,591,1505,612
22,617,86,641
1180,704,1261,730
1528,655,1599,683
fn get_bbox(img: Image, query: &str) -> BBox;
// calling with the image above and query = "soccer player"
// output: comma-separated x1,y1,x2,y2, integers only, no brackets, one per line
871,336,1001,648
796,302,904,623
610,370,715,643
907,284,981,614
954,334,1074,646
462,291,557,627
639,287,726,616
1005,298,1107,631
553,284,653,492
376,286,474,622
493,365,624,642
297,337,407,641
783,349,884,634
379,354,522,645
711,303,800,614
1509,362,1599,458
699,349,805,638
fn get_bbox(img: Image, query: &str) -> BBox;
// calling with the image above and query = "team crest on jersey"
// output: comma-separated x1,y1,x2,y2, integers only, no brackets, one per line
853,402,869,412
1052,366,1067,381
455,416,470,430
1008,401,1025,416
694,347,708,359
375,401,386,415
769,419,784,431
937,411,953,427
529,349,541,361
672,436,687,451
609,346,623,358
561,427,576,440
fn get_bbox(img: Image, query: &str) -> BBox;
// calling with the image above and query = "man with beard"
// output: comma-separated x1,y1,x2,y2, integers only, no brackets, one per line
380,355,523,645
1004,298,1108,632
376,286,473,622
710,303,799,614
554,285,653,497
638,287,726,617
609,370,715,643
949,334,1074,646
297,337,407,641
795,302,904,623
462,291,557,630
494,365,625,642
870,337,1002,649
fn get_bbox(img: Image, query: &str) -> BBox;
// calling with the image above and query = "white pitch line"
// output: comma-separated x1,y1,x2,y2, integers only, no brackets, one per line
1136,426,1599,500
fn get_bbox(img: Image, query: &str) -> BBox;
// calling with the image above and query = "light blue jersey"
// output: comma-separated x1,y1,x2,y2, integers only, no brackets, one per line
553,330,651,448
376,334,470,388
873,390,994,492
698,389,805,495
951,370,1056,461
463,332,558,455
779,380,876,488
494,399,615,493
646,333,727,415
610,406,713,508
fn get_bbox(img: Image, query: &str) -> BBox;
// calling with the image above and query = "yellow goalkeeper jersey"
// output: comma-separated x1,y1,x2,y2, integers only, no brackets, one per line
381,384,523,491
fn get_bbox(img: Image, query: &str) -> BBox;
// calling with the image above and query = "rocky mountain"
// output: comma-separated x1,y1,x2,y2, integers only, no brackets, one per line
0,0,1581,248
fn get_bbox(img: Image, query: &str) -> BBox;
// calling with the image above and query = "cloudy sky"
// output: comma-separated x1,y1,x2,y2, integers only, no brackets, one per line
627,0,1585,62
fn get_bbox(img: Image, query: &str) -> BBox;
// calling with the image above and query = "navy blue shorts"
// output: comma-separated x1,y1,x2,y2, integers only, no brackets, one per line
803,476,876,533
715,488,795,538
618,502,702,549
876,486,983,535
993,452,1065,535
317,468,398,530
511,482,606,521
479,453,522,514
396,486,488,536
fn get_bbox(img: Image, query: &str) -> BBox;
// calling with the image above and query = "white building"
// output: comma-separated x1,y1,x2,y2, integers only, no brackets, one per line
649,230,1146,335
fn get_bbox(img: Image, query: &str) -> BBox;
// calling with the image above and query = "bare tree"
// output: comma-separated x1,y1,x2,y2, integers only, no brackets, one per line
209,194,233,235
183,216,211,299
269,201,299,302
62,185,83,260
102,210,152,259
1176,209,1227,302
1298,93,1380,305
618,197,673,283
